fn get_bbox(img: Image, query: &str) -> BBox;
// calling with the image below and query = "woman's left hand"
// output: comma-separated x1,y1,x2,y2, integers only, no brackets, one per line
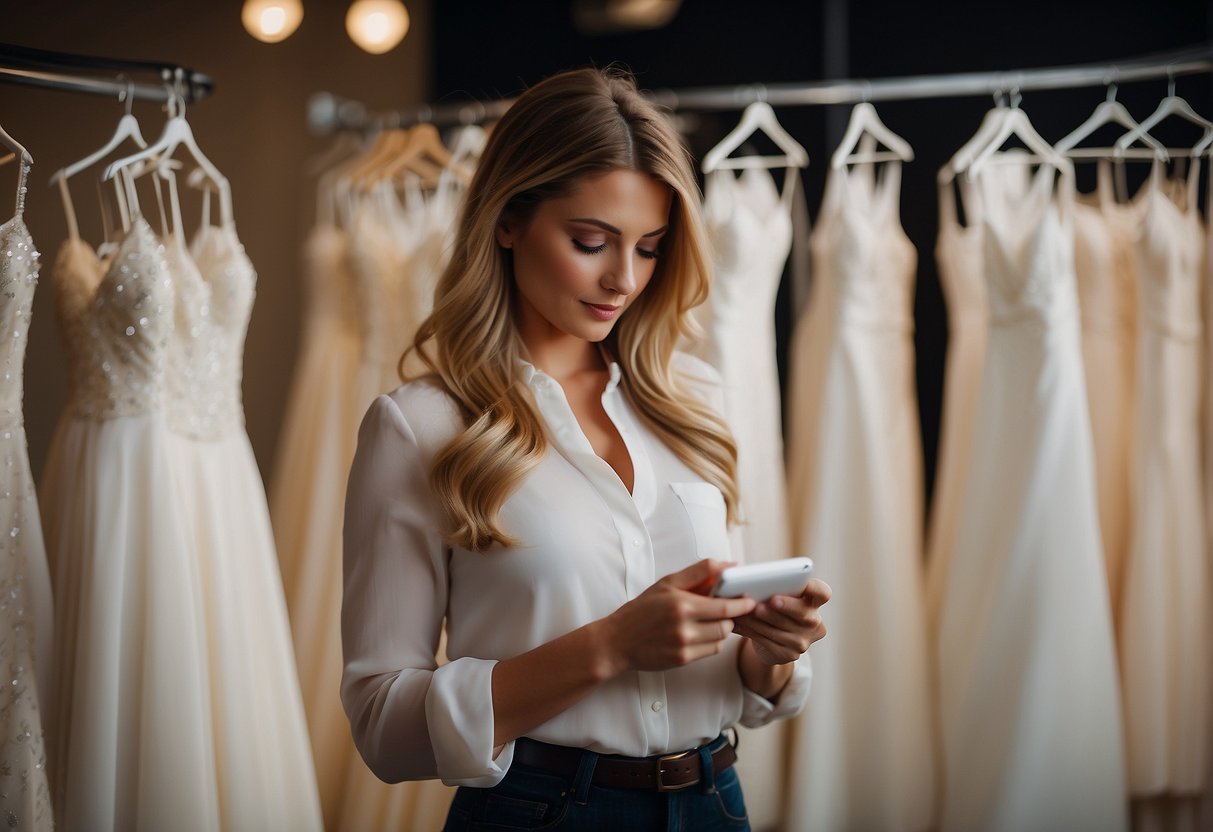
732,578,831,666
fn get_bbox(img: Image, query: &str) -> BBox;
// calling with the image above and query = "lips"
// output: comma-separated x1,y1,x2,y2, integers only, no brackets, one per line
583,302,621,321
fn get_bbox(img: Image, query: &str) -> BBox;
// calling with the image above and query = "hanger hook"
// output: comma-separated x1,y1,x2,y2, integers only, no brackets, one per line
176,67,190,115
861,79,873,104
116,73,131,113
1167,62,1177,98
1104,67,1119,103
1009,86,1022,110
159,68,176,119
754,83,768,105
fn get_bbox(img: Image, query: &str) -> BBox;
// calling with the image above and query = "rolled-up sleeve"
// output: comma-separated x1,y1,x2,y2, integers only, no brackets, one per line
738,653,812,726
341,394,509,786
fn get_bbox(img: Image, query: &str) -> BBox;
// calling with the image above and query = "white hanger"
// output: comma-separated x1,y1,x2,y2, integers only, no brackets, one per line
701,100,808,172
447,123,486,181
830,101,914,169
1115,73,1213,158
1055,82,1168,161
0,120,32,167
50,80,148,185
939,93,1013,186
103,72,234,228
967,100,1071,179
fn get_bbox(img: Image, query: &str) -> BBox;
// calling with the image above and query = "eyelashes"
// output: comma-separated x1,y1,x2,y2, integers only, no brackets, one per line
572,239,607,255
571,239,660,260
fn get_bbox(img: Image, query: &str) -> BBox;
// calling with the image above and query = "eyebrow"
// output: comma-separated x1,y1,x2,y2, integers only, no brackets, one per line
570,218,669,238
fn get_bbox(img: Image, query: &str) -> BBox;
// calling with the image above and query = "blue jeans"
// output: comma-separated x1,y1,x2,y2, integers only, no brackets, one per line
442,735,750,831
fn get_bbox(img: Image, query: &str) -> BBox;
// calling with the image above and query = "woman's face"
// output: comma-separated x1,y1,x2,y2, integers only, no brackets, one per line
497,168,672,351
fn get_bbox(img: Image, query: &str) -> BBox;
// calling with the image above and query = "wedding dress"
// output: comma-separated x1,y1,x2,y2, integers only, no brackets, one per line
934,161,1127,832
784,161,936,832
0,159,53,832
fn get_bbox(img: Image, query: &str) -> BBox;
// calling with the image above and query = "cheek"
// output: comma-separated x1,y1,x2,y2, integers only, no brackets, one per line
519,240,597,296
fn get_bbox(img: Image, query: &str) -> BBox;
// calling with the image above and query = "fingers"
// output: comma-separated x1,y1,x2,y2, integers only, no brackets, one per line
733,595,827,656
662,558,736,594
801,578,832,608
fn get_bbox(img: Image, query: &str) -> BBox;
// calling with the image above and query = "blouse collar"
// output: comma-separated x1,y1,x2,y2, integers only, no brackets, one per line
516,344,623,395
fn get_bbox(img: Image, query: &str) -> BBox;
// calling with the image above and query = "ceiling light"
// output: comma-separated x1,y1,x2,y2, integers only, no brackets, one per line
241,0,304,43
346,0,410,55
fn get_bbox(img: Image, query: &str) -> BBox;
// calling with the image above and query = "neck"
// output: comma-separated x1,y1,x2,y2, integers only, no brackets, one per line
522,335,606,382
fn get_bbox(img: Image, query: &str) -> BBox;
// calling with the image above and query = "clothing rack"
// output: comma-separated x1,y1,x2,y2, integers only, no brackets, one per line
309,41,1213,135
0,42,214,104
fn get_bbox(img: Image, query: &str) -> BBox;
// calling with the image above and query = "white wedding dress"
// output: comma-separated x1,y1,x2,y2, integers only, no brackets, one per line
173,212,323,831
0,160,53,832
934,161,1127,832
42,173,321,831
42,207,221,832
784,161,937,832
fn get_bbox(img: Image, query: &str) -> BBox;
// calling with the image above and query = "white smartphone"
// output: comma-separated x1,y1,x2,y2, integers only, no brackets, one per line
710,557,814,601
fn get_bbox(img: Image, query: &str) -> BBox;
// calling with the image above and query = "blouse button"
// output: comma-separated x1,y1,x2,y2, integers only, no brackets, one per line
651,700,664,712
632,538,643,548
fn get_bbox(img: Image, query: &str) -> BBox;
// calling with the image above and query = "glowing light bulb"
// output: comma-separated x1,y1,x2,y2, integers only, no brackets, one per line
242,0,303,43
346,0,409,55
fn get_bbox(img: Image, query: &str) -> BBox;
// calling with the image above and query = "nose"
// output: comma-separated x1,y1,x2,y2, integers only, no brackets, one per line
602,249,638,297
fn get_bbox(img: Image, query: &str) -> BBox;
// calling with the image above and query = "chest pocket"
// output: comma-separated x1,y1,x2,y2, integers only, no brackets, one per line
670,482,732,561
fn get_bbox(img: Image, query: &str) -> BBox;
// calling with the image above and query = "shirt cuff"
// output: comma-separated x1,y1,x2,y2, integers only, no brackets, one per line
425,657,516,786
738,652,812,727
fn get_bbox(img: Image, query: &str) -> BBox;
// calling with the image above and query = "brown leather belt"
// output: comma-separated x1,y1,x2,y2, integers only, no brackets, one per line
512,737,737,792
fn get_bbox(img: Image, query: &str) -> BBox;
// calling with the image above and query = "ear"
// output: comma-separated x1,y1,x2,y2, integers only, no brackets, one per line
494,218,515,250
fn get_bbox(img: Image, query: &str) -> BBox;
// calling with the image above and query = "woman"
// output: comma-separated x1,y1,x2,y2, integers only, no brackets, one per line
341,67,830,832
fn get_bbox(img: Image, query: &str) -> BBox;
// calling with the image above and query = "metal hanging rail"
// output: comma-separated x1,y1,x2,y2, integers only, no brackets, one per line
0,42,215,104
310,41,1213,134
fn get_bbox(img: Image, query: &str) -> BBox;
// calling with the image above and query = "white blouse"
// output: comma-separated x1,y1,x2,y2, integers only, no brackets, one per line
341,353,811,788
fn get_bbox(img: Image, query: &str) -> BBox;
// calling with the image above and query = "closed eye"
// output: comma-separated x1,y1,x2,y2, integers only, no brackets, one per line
572,239,607,255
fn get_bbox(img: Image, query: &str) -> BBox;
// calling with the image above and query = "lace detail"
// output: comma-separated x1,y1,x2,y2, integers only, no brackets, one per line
811,163,917,331
1137,191,1203,342
977,166,1078,330
53,219,173,421
165,224,255,441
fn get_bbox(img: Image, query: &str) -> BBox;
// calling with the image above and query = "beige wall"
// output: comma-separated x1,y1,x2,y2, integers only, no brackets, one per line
0,0,431,482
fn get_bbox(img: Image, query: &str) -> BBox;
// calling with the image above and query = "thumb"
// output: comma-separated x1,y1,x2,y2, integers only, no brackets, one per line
662,558,735,594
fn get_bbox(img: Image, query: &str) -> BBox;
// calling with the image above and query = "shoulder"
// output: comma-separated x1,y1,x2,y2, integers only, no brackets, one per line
670,351,724,408
363,375,465,459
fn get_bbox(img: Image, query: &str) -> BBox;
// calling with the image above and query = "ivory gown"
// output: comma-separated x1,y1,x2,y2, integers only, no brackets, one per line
934,161,1127,832
42,177,321,831
785,161,937,832
1119,160,1210,832
1072,160,1139,617
280,177,460,830
0,160,53,832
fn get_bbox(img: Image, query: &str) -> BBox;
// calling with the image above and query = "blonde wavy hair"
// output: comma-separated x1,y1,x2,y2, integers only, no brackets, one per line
408,66,739,551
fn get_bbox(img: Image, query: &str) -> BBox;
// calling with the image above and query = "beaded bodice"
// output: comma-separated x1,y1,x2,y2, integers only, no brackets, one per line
0,165,38,429
52,219,174,421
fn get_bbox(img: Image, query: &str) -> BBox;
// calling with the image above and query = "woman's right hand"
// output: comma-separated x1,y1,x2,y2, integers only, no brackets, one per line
597,559,757,677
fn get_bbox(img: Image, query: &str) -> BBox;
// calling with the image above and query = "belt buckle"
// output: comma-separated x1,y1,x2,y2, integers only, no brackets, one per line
655,749,698,793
